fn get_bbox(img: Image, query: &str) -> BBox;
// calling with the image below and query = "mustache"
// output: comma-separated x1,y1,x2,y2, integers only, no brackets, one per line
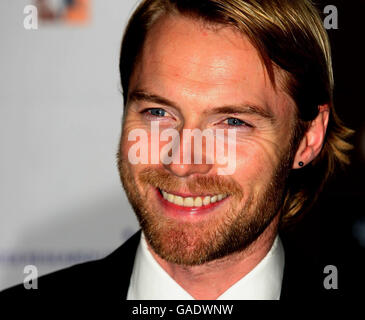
139,167,243,198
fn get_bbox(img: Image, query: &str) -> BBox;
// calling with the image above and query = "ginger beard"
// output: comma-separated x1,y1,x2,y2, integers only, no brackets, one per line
117,133,295,267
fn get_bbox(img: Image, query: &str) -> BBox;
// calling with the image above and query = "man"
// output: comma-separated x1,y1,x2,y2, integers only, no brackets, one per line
1,0,353,300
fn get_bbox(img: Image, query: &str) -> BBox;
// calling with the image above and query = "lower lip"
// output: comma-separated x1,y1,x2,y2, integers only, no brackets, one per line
155,188,229,217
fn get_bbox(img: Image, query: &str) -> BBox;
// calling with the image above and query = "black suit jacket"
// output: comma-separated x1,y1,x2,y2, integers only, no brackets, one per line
0,230,352,301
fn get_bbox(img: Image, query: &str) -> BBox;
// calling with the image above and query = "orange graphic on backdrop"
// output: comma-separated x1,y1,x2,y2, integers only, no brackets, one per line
64,0,89,23
36,0,90,24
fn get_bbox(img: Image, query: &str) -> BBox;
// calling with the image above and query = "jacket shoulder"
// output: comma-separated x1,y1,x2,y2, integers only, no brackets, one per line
0,230,141,300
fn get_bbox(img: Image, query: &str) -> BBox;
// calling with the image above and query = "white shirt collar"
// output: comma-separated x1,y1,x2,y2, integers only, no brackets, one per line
127,232,285,300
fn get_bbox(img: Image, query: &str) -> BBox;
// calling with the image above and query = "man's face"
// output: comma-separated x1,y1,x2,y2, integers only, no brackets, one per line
118,15,297,265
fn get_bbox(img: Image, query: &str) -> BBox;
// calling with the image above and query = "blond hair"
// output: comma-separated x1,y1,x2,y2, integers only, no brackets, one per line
119,0,354,226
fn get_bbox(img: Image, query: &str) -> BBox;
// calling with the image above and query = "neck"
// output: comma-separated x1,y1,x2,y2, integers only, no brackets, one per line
147,214,280,300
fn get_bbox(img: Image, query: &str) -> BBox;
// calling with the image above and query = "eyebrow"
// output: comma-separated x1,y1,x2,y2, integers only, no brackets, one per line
202,105,275,123
129,90,179,109
128,89,276,123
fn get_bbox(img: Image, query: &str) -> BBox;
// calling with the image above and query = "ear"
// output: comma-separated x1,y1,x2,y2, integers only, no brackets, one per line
292,104,330,169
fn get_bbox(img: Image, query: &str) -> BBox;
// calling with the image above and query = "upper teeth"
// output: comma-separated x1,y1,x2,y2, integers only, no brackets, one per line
161,190,228,207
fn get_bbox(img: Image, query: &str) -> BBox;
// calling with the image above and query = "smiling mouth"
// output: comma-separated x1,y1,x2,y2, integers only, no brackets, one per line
157,188,228,208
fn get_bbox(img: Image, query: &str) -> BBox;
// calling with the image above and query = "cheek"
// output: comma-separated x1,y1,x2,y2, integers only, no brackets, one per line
119,125,146,186
120,128,134,162
121,126,170,166
233,138,282,190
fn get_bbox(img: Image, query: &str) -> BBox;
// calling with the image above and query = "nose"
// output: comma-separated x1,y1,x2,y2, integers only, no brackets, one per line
161,128,213,178
164,162,213,177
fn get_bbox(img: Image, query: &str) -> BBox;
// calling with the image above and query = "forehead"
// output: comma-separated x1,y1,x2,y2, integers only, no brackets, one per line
129,14,294,119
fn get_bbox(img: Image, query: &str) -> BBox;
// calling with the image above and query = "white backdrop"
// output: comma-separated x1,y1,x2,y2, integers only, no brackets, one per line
0,0,141,290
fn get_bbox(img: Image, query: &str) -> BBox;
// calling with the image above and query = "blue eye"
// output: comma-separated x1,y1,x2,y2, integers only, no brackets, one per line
226,118,246,126
148,108,166,117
